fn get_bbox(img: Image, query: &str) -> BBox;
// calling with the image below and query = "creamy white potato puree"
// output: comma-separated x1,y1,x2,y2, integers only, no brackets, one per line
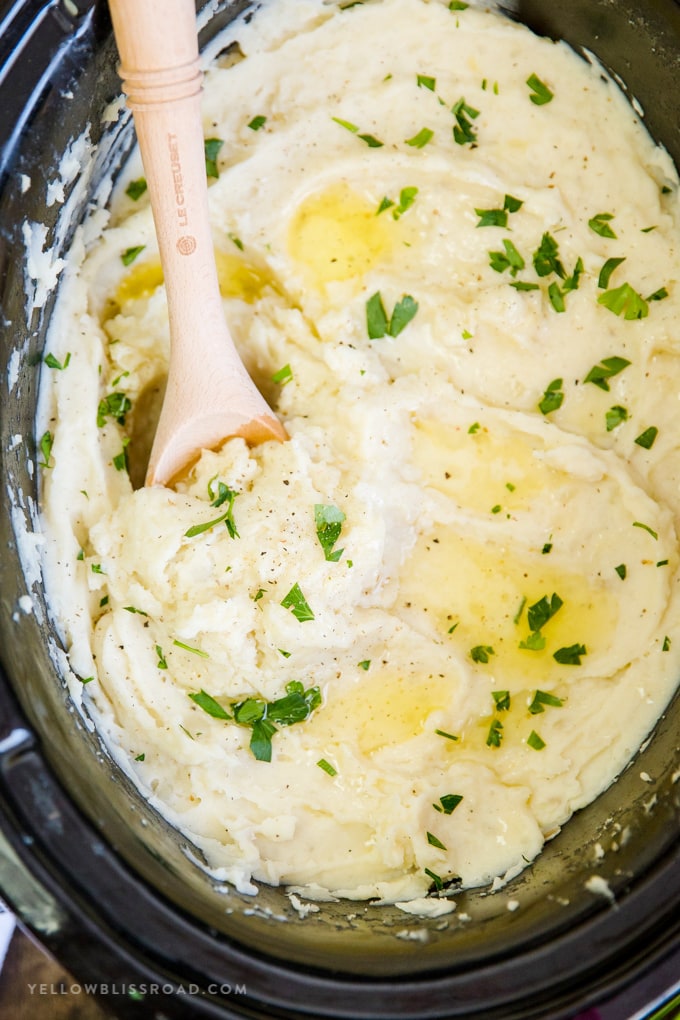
38,0,680,902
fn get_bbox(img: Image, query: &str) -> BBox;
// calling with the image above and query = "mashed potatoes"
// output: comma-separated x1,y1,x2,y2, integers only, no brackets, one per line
38,0,680,902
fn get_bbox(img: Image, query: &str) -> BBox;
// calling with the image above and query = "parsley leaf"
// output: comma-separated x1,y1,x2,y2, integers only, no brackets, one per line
314,504,345,562
433,794,463,814
281,583,315,622
426,831,447,850
470,644,494,663
538,378,564,414
553,643,586,665
583,356,631,391
533,232,565,279
605,405,628,432
526,73,553,105
492,690,510,711
121,245,145,266
406,127,434,148
366,292,418,338
486,718,503,747
248,115,267,131
189,689,231,720
204,137,224,179
588,212,617,239
598,256,626,289
39,430,53,468
634,426,658,450
597,283,648,320
389,295,419,336
125,178,147,201
451,98,479,145
528,689,564,714
527,593,563,632
97,392,131,428
489,239,525,276
527,730,546,750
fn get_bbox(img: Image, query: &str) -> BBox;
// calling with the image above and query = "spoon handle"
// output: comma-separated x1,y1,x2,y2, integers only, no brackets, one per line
108,0,285,486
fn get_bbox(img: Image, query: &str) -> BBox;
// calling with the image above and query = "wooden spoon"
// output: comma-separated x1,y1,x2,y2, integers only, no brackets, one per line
108,0,286,487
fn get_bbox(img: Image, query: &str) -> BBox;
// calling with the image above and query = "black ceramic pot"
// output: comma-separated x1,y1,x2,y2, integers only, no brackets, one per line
0,2,679,1018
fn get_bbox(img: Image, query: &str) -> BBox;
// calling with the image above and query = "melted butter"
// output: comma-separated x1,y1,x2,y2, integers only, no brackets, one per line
307,668,456,755
399,528,618,687
107,250,273,320
414,418,551,514
112,260,164,311
287,183,395,287
214,249,275,302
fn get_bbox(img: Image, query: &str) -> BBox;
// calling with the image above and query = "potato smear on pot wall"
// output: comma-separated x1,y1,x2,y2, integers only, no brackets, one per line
38,0,680,903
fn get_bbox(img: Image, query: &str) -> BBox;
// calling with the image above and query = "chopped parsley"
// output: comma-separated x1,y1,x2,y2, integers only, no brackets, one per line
189,689,231,720
449,1,468,8
281,583,315,622
406,127,434,149
605,405,629,432
272,364,293,385
548,282,566,313
597,283,648,320
125,178,147,201
475,194,523,228
527,730,546,750
247,115,267,131
486,718,503,747
173,639,209,658
317,758,337,776
533,233,565,279
134,753,145,762
332,117,383,147
426,831,447,850
470,644,494,663
527,592,563,632
634,426,658,450
598,256,626,289
526,73,553,105
583,356,630,391
389,186,419,220
97,392,132,428
633,521,658,540
204,137,224,178
662,636,671,652
553,643,586,665
121,245,145,266
433,794,463,815
39,430,53,468
538,378,564,414
492,690,510,711
528,689,564,714
489,239,525,276
417,74,436,91
614,564,627,581
44,352,71,370
155,645,168,669
185,480,239,539
588,212,617,239
232,681,322,761
451,97,479,145
366,292,419,339
314,503,345,562
435,729,459,741
358,660,371,671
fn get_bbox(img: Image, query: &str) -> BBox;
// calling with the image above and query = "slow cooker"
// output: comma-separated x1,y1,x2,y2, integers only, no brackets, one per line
0,1,679,1017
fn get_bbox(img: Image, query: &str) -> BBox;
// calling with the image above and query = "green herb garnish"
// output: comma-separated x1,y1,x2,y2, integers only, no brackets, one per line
433,794,463,815
588,212,617,239
451,98,479,145
121,245,145,266
533,233,565,278
125,178,147,201
633,521,658,540
317,758,337,776
97,392,131,428
583,356,631,391
538,378,564,414
314,504,345,562
527,730,546,750
173,639,209,658
247,115,267,131
486,719,503,747
489,239,525,276
417,74,436,91
44,352,71,370
426,831,447,850
492,690,510,711
272,364,293,385
528,689,564,714
366,292,419,338
470,645,494,663
204,137,224,178
634,426,658,450
189,689,232,720
155,645,168,669
232,681,322,761
598,283,648,320
281,583,315,622
526,73,553,105
606,405,628,432
614,564,627,580
598,256,626,289
39,430,53,468
553,643,586,665
406,127,434,149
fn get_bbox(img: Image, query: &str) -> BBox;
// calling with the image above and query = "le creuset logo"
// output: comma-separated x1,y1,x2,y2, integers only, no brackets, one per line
26,981,247,998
